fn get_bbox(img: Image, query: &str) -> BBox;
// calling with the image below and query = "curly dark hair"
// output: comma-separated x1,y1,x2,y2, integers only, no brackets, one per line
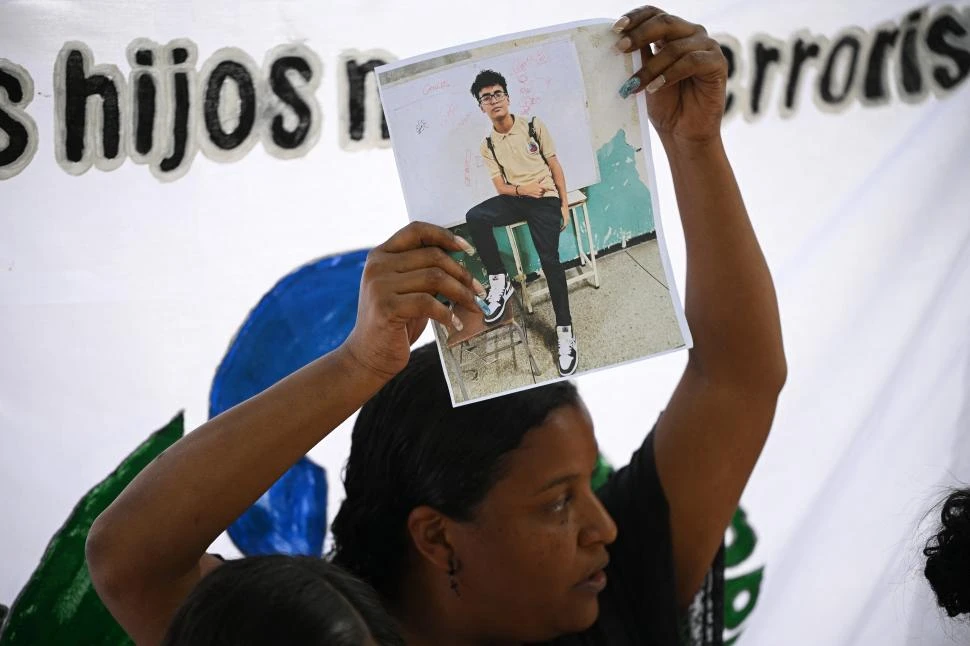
924,487,970,618
470,69,508,101
330,342,580,601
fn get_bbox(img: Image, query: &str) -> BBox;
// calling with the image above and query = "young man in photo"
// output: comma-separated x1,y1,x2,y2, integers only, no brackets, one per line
465,69,577,377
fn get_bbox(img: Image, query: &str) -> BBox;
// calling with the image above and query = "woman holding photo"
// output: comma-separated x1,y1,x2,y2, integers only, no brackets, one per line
87,7,785,645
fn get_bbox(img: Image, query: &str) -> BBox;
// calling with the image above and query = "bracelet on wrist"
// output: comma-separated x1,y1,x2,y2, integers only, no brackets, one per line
514,185,519,196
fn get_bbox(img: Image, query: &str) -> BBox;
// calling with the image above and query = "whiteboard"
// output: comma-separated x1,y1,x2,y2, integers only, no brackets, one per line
380,37,598,228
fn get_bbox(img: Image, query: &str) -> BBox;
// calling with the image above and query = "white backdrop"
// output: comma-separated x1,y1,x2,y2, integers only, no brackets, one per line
2,1,969,644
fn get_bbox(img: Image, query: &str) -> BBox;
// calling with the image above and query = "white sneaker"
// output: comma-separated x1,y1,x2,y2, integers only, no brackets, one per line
557,325,578,376
483,274,514,323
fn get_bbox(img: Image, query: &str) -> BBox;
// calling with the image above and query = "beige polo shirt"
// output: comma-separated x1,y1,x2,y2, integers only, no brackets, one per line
480,115,559,198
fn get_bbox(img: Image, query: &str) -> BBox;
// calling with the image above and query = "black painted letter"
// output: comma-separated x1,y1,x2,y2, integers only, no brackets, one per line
819,34,862,106
0,60,38,179
270,57,312,149
63,50,121,161
54,42,127,174
199,48,261,162
926,9,970,92
262,44,322,159
338,49,395,150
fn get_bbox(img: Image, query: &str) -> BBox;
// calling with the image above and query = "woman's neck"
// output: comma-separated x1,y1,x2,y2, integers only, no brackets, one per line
399,626,520,646
391,577,520,646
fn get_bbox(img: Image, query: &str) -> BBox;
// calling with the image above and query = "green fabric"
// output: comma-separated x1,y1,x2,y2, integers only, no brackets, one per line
591,452,615,492
0,413,185,645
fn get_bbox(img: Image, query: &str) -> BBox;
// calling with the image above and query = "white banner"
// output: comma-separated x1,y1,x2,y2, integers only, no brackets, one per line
1,1,968,644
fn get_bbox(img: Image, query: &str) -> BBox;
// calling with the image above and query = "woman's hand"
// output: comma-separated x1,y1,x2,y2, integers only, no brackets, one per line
344,221,485,381
614,6,728,143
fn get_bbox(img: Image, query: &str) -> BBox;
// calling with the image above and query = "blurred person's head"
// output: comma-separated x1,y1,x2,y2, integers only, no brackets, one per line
924,487,970,619
162,555,403,645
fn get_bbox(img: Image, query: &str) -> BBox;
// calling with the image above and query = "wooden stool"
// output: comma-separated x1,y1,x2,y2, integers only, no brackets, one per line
437,296,540,401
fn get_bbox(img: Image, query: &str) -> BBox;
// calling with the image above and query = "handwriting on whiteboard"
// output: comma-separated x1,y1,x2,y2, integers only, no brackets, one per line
512,50,549,77
512,50,551,115
423,79,451,95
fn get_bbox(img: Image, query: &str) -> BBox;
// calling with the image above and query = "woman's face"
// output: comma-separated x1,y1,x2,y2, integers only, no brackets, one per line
450,401,618,642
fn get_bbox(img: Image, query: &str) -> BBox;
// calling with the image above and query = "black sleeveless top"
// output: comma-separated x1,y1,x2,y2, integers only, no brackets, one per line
540,428,724,646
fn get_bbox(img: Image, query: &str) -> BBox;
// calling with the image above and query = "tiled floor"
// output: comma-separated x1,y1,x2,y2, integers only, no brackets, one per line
437,238,686,404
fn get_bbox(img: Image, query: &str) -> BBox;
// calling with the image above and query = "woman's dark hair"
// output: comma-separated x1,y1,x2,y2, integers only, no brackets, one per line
331,342,580,600
924,487,970,618
162,555,403,645
470,69,508,100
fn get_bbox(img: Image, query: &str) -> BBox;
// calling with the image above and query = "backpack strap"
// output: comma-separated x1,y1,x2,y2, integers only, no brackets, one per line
528,116,549,167
485,134,509,185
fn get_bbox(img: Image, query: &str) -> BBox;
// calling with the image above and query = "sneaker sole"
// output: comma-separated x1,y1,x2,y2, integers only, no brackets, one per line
558,358,578,377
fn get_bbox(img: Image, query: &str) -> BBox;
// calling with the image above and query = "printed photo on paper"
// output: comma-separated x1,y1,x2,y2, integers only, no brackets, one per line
377,19,691,406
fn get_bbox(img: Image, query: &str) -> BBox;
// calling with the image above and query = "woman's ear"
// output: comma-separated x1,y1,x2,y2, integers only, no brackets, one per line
406,505,455,572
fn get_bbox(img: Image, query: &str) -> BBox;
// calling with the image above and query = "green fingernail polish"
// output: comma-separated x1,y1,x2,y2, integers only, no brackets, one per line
618,76,640,99
474,295,490,314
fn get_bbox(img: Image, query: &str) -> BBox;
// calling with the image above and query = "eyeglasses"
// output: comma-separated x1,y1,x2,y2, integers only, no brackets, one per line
478,90,507,105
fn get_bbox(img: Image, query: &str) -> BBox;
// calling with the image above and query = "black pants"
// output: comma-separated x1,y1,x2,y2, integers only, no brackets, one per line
466,195,571,327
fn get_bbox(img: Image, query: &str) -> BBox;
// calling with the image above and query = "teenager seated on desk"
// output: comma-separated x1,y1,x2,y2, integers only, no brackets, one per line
464,67,578,377
86,8,786,645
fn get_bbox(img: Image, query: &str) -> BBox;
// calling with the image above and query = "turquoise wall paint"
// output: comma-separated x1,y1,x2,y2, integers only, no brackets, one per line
586,129,655,249
454,129,654,282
